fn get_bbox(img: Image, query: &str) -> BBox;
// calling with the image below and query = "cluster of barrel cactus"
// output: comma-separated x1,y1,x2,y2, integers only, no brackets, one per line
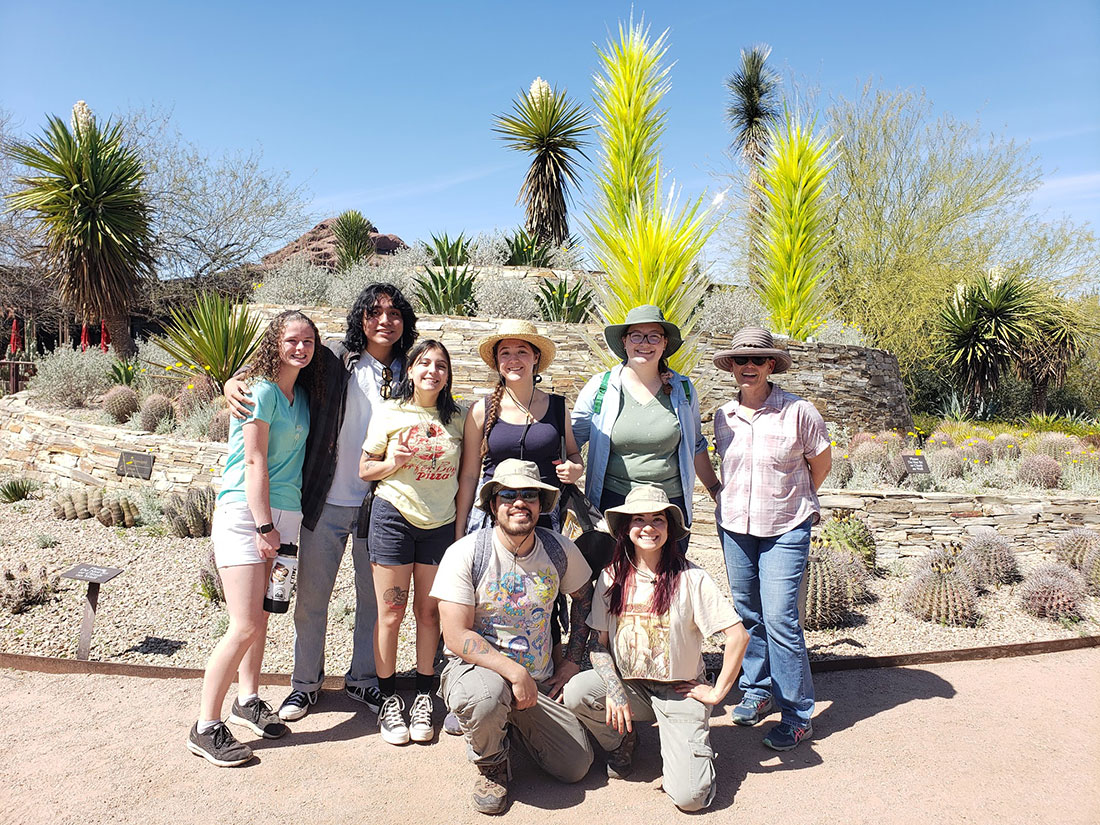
803,540,854,631
1019,562,1086,621
2,563,60,614
961,529,1020,585
821,509,877,570
52,488,139,527
903,541,980,626
102,386,140,424
138,393,176,433
163,486,216,538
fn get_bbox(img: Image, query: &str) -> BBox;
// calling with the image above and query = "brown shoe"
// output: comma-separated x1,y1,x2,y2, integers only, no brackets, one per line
606,729,636,779
473,760,510,815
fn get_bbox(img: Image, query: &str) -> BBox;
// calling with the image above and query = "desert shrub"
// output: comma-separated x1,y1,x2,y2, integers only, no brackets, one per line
26,347,114,407
815,317,868,346
1054,528,1100,569
930,448,965,480
992,433,1022,459
693,286,765,337
848,432,876,450
473,277,539,320
1017,454,1062,489
252,257,331,305
177,400,219,441
209,408,231,442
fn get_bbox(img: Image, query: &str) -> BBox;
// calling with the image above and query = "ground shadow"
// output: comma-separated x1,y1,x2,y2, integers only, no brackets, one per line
120,636,187,656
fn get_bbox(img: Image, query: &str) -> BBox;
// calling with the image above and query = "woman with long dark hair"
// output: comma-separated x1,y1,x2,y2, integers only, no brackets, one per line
359,339,464,745
563,485,748,811
188,310,322,766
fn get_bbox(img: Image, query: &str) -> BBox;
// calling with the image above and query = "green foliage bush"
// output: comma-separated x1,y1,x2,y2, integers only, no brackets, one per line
27,347,114,407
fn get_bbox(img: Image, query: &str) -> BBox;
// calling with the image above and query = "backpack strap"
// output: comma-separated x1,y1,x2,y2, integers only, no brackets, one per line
471,527,495,589
535,526,568,584
591,371,611,415
681,378,691,403
472,526,568,591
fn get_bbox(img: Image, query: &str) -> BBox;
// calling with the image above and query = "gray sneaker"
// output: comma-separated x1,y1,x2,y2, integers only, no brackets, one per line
731,694,775,726
378,694,410,745
228,697,289,739
187,722,253,767
473,759,510,815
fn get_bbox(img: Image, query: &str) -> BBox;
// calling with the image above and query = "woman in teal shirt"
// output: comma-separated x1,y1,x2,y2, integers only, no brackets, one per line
188,310,322,767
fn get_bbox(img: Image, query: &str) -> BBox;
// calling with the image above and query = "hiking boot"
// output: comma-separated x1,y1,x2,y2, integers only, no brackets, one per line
763,721,813,751
473,760,510,815
731,694,775,726
187,721,253,767
409,693,435,743
443,710,463,736
228,697,289,739
278,689,318,722
378,694,410,745
606,728,637,779
345,683,383,714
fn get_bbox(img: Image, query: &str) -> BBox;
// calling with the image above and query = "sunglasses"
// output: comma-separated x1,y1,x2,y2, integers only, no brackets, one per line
732,356,772,366
380,365,393,399
497,488,541,503
625,332,666,345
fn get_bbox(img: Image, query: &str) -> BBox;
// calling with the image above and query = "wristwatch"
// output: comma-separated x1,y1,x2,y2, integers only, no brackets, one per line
256,522,275,535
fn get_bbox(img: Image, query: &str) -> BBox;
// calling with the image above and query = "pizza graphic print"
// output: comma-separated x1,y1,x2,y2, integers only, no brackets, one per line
403,421,458,482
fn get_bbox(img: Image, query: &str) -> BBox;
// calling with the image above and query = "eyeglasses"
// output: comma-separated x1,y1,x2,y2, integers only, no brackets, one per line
497,489,541,503
380,365,393,399
732,356,772,366
625,332,666,345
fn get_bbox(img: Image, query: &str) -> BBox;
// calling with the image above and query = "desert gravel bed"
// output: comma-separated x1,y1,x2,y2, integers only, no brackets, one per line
1,496,1096,674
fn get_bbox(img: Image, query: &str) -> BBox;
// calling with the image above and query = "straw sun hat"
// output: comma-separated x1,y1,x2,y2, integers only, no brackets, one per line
602,485,689,543
712,327,793,374
477,319,556,372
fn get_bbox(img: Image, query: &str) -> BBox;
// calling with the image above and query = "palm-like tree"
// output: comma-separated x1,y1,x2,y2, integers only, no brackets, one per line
493,78,592,246
332,209,375,271
1013,293,1094,414
726,44,781,282
5,103,154,357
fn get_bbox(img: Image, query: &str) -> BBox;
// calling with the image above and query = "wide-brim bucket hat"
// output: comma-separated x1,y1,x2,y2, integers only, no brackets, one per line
477,319,556,372
713,326,792,374
603,305,683,362
603,485,689,543
477,458,561,514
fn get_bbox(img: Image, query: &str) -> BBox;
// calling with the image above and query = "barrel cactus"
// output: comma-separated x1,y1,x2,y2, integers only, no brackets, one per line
930,448,965,480
138,393,176,433
94,494,139,528
903,565,979,626
922,541,989,591
176,377,218,417
208,408,232,443
1017,454,1062,489
164,487,216,538
926,431,955,450
962,529,1020,585
821,509,876,570
803,545,852,630
52,488,103,520
1054,528,1100,570
103,386,140,424
1080,547,1100,596
992,433,1021,460
1019,563,1086,621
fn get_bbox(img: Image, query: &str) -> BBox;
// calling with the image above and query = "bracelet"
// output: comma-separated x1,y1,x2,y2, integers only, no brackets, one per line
707,482,722,494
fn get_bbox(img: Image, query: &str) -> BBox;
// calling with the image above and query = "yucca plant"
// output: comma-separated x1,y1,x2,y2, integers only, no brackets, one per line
504,227,555,267
753,111,835,341
108,358,139,386
1012,291,1094,415
583,18,719,374
0,478,39,504
424,232,470,267
494,78,592,246
331,210,376,271
147,292,262,390
415,263,478,316
535,275,594,323
4,102,155,358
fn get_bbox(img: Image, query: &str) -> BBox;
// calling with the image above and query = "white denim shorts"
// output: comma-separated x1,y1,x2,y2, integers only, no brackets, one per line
211,500,304,568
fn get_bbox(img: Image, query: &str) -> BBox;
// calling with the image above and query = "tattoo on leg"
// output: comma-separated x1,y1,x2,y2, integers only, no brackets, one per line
383,585,409,609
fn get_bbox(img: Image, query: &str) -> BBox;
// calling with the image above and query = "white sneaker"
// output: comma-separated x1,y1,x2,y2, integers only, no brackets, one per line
409,693,435,743
378,695,409,745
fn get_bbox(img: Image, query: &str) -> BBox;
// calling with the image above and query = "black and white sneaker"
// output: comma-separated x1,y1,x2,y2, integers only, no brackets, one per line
409,693,435,743
228,697,289,739
345,683,383,714
278,689,319,722
187,722,253,766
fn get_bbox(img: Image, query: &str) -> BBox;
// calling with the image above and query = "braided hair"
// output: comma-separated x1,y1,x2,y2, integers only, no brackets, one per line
479,340,542,462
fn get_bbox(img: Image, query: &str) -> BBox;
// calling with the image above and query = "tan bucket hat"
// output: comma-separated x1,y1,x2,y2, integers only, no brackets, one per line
712,327,792,374
477,319,557,372
477,458,561,514
603,485,689,543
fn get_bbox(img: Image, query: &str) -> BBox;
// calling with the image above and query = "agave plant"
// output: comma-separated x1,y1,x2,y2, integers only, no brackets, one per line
424,232,470,267
331,210,376,271
147,292,262,390
535,275,594,323
583,18,719,374
415,263,477,316
0,478,39,504
108,358,139,386
753,111,835,341
504,227,555,267
494,78,592,246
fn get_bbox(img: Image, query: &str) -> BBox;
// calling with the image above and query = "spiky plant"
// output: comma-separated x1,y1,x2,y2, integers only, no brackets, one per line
1080,547,1100,596
138,394,175,433
103,385,140,423
904,565,979,627
821,509,877,570
415,262,478,316
583,18,719,374
331,210,376,271
803,546,852,630
4,102,155,358
0,478,39,504
962,529,1020,585
493,78,592,246
424,232,470,267
503,227,555,268
1019,563,1086,621
535,275,594,323
1054,528,1100,570
1017,454,1062,489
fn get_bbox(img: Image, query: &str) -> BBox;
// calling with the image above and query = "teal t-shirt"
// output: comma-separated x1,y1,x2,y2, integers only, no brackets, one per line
218,379,310,512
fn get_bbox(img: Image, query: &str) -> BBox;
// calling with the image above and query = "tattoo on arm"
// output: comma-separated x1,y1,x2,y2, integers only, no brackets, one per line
564,582,593,665
461,637,494,656
589,639,629,707
383,585,409,609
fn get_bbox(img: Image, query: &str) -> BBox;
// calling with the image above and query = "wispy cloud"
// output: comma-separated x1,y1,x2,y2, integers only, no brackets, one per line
1036,171,1100,200
1025,124,1100,145
310,161,520,213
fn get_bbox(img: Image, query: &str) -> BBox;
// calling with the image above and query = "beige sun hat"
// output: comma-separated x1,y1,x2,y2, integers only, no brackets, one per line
477,319,557,372
476,458,561,514
712,327,793,374
603,485,689,543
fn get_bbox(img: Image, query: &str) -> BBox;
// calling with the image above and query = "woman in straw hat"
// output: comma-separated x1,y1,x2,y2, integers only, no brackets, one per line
571,305,721,535
455,319,584,537
563,485,748,811
711,327,832,752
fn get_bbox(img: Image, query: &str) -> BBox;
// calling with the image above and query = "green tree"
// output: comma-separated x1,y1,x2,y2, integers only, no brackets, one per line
332,210,376,271
493,78,592,246
5,102,155,357
1013,289,1096,414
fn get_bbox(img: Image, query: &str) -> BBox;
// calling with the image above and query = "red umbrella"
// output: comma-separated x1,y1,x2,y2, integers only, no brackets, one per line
80,322,89,352
8,318,19,356
100,320,110,352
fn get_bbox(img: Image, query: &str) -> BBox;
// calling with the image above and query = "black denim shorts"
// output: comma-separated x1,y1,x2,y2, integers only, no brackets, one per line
367,496,454,566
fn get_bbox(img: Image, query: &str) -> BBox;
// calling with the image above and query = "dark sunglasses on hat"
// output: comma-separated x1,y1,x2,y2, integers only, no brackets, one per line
497,489,541,503
733,355,772,366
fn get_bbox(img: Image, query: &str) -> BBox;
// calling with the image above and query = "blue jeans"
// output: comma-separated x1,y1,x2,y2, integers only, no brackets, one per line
291,502,378,692
720,517,814,727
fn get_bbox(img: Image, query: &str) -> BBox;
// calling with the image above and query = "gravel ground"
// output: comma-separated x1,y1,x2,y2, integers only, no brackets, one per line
1,496,1096,673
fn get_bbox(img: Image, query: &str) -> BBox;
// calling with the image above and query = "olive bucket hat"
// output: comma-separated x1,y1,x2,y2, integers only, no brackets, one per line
603,305,683,362
603,484,689,543
712,327,793,374
477,458,561,514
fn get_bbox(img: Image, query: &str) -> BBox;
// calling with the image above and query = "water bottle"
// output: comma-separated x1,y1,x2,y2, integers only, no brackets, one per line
263,543,298,614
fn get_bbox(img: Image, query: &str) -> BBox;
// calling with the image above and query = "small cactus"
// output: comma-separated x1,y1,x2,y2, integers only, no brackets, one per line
1080,547,1100,596
992,433,1021,460
1054,528,1100,570
1,563,60,614
138,393,175,433
92,494,140,528
850,440,888,472
88,487,103,513
1017,454,1062,489
208,408,231,442
72,489,91,519
1019,563,1086,621
803,546,853,630
164,487,216,538
197,546,225,603
960,438,994,465
102,386,140,424
962,529,1020,585
821,510,876,570
903,566,979,627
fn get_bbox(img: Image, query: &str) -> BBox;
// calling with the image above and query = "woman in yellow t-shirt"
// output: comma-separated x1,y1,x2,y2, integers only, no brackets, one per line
360,339,464,745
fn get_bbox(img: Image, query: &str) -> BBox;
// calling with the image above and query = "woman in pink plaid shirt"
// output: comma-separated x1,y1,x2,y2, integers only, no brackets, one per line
711,328,832,752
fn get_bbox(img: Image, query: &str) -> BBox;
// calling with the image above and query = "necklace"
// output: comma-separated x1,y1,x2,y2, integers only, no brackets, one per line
505,385,537,460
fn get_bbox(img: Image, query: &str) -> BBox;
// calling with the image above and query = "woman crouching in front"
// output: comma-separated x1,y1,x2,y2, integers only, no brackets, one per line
563,485,748,811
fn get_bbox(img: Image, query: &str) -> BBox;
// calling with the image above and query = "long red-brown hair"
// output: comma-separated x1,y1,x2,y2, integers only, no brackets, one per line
606,516,688,617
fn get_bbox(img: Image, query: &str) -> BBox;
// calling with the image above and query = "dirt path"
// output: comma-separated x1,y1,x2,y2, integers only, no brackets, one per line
2,649,1097,825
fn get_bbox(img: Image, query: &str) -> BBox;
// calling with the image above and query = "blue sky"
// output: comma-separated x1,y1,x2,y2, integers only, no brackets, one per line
2,0,1097,276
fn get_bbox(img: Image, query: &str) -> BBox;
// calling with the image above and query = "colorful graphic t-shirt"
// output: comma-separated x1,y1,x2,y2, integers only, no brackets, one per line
588,563,741,682
362,400,465,529
431,531,591,681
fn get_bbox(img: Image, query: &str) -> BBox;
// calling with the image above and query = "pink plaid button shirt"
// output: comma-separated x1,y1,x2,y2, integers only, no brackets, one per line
714,384,830,537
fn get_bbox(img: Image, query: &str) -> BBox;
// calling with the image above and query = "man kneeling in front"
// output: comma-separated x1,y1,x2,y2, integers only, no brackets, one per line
431,459,594,815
